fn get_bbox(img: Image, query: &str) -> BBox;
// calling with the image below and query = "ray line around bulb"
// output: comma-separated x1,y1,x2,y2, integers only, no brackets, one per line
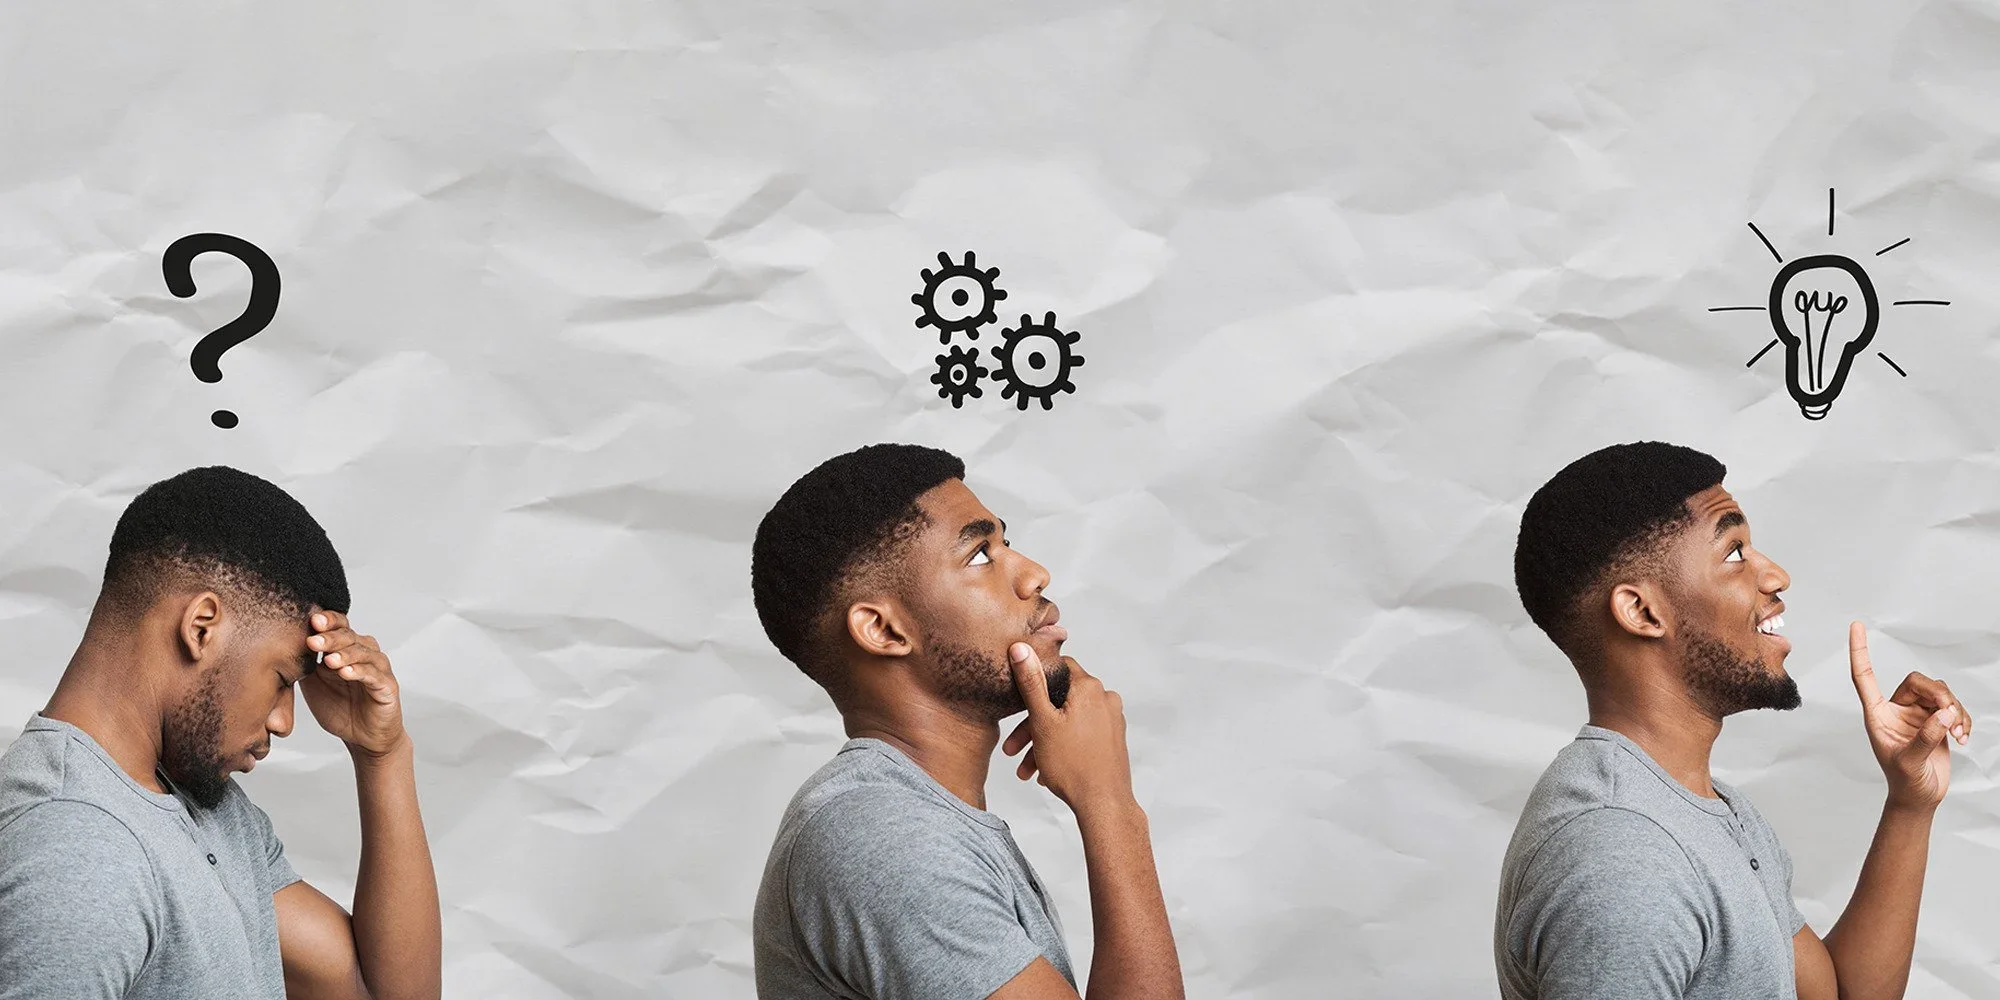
1892,299,1951,306
1747,222,1784,263
1746,339,1780,367
1709,305,1766,312
1876,237,1911,256
1878,353,1908,377
1828,187,1836,236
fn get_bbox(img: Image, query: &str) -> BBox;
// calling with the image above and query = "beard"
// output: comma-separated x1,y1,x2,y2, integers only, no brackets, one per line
160,666,234,810
1681,628,1801,717
934,640,1071,719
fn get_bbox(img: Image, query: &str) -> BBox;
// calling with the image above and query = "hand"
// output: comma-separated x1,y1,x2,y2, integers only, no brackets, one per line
298,610,409,759
1849,621,1969,812
1000,642,1135,814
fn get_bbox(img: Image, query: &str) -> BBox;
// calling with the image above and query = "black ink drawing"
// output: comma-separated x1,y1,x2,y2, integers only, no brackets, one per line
930,344,988,409
915,251,1085,411
162,233,281,429
990,311,1085,411
1712,189,1948,420
913,251,1006,343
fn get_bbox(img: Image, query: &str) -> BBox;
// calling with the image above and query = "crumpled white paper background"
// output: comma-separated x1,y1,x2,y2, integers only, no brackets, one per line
2,1,1997,996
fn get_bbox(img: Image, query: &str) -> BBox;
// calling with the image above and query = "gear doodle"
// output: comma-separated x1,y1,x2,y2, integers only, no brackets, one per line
912,251,1006,343
990,311,1085,411
929,345,988,409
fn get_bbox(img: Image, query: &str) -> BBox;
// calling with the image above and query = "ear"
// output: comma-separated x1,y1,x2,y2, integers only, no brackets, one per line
846,599,914,659
176,591,226,665
1607,581,1668,640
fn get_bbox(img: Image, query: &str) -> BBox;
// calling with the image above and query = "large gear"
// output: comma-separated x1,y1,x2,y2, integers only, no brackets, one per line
929,345,988,409
912,250,1006,343
990,311,1085,411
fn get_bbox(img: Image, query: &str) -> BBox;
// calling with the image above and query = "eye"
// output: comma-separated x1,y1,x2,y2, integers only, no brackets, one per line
969,544,991,566
1725,543,1745,563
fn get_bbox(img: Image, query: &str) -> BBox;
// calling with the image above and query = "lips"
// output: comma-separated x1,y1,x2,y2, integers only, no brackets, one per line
1755,605,1791,654
1032,603,1068,642
1756,603,1786,636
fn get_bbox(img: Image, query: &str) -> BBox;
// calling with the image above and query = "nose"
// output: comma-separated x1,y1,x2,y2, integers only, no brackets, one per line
267,687,295,740
1759,551,1791,595
1013,549,1051,600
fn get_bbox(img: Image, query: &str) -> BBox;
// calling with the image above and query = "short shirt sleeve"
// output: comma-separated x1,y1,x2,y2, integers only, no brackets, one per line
1503,807,1711,1000
784,790,1046,1000
0,800,160,1000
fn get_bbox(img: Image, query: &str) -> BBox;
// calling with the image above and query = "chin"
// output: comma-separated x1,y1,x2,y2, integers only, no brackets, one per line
1029,635,1063,663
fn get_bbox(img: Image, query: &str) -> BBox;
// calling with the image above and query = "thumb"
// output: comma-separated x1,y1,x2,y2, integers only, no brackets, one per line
1010,642,1054,717
1906,705,1957,760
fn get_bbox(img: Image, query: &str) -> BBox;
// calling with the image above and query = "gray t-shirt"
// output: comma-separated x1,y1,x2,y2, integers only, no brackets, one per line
1495,725,1809,1000
0,714,300,1000
754,738,1075,999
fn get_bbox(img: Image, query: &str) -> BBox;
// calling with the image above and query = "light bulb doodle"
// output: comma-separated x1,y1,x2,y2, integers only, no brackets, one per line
1711,188,1949,420
1769,255,1876,420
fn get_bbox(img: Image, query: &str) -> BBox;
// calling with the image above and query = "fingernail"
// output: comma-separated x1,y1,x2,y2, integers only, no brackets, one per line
313,614,325,628
1009,643,1030,662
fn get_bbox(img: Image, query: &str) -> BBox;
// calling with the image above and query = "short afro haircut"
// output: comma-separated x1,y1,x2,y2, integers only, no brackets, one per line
751,443,966,686
99,466,349,626
1514,442,1726,657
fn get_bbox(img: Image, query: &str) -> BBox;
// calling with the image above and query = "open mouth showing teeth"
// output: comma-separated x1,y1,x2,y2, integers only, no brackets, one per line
1757,615,1785,636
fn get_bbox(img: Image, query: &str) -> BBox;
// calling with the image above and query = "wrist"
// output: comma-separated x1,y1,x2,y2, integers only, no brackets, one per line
349,733,414,768
1073,791,1146,829
1882,793,1940,821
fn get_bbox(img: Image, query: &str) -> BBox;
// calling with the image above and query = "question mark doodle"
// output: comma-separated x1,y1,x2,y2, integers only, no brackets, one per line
162,233,280,429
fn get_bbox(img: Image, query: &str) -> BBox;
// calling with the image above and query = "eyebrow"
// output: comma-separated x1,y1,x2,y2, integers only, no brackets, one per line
1713,511,1746,539
957,518,1003,547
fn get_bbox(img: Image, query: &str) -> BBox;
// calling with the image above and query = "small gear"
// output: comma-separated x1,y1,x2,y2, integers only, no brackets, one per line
930,345,988,409
990,311,1085,411
913,251,1007,343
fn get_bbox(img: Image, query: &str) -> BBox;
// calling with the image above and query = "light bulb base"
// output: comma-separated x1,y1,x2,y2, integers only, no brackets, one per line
1800,402,1830,420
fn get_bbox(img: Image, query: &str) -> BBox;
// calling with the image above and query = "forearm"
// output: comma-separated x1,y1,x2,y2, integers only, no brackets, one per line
1822,801,1935,1000
1074,797,1184,1000
349,739,442,1000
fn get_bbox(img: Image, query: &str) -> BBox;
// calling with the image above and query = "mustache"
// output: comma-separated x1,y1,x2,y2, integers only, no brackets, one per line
1028,597,1054,632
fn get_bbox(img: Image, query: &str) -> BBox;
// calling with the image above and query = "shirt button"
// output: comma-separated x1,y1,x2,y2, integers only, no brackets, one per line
1750,858,1760,871
207,854,217,865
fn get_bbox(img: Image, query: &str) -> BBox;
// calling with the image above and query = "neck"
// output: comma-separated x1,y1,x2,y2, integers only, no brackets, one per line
1582,653,1724,799
42,624,172,794
842,692,1000,812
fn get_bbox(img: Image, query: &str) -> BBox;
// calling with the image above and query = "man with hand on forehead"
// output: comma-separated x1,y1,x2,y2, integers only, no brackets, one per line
1496,442,1970,1000
750,443,1184,1000
0,466,441,1000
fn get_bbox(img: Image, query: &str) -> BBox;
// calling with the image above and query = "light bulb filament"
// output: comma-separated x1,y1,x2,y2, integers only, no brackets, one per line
1792,289,1849,391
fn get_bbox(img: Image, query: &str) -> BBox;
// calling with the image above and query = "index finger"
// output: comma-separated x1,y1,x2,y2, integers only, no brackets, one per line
1849,621,1885,708
309,608,350,633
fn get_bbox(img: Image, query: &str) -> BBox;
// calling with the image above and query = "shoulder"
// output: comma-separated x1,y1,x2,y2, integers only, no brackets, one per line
1537,806,1698,873
793,770,984,862
775,748,998,883
0,724,106,814
0,799,158,902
